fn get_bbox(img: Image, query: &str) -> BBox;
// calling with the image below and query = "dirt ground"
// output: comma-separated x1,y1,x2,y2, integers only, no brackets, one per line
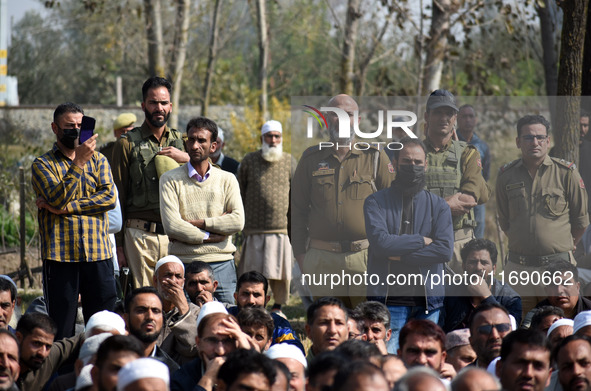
0,246,43,289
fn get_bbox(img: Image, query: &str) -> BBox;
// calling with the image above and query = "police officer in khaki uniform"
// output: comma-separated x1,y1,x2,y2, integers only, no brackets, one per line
111,77,189,288
423,90,490,273
496,114,589,316
291,94,395,308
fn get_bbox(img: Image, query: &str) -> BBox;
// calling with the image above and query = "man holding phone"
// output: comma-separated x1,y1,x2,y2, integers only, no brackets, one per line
112,77,189,289
32,102,118,340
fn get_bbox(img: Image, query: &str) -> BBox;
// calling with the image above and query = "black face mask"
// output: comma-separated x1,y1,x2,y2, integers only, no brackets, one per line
395,164,426,196
59,127,80,150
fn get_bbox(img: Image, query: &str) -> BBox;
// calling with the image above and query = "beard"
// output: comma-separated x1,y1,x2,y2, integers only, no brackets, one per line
210,148,221,159
129,321,161,344
261,141,283,162
23,354,45,371
144,107,170,128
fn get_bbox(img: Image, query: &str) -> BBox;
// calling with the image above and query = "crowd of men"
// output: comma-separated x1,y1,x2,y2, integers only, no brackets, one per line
19,75,591,391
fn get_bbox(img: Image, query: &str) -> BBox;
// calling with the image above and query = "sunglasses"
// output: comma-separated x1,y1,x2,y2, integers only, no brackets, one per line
477,323,511,335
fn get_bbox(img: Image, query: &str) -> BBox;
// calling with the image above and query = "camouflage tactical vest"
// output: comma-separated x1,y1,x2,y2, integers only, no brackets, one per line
425,139,476,230
125,128,185,213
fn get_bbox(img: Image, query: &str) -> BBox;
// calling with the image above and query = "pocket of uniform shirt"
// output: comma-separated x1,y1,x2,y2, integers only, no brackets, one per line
347,175,373,200
507,187,526,217
312,174,335,202
542,187,568,217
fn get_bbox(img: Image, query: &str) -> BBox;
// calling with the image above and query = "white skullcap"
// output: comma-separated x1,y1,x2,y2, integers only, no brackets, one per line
75,364,94,391
85,311,126,338
265,343,307,369
261,120,282,135
574,311,591,334
487,357,500,376
117,358,169,391
218,127,225,142
196,301,228,330
547,318,574,338
154,255,185,274
79,333,111,365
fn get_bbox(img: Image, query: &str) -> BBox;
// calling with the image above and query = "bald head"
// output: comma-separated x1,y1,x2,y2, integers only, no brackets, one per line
395,368,446,391
325,94,359,144
451,368,501,391
327,94,359,111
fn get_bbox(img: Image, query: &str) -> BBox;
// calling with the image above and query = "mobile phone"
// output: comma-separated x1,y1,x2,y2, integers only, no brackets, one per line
79,116,96,144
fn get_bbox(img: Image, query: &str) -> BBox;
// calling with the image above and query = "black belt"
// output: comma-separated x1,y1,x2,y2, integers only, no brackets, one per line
126,219,166,235
508,251,570,267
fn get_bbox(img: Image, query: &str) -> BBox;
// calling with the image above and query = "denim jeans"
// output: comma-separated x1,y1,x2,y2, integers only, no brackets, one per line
210,260,237,305
386,305,441,354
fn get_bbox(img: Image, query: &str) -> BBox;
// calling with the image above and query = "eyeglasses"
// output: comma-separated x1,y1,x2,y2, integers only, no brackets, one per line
521,135,548,142
477,323,511,335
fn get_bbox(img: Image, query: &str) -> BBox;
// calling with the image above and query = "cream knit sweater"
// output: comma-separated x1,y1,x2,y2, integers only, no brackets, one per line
159,164,245,262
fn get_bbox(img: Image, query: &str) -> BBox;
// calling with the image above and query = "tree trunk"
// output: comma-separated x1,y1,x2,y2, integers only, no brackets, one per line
537,0,559,97
536,0,559,133
422,0,459,95
255,0,269,121
202,0,222,117
169,0,191,129
553,0,588,164
144,0,165,77
582,0,591,101
341,0,361,96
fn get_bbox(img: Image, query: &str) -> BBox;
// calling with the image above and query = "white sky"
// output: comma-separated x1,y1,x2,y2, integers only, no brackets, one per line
7,0,46,25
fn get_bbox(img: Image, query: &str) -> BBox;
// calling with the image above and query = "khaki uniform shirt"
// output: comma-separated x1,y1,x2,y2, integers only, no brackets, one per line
291,146,394,256
424,137,490,204
496,155,589,256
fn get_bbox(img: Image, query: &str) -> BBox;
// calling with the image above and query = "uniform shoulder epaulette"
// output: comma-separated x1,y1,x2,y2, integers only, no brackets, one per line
550,156,576,170
300,145,323,158
498,159,520,174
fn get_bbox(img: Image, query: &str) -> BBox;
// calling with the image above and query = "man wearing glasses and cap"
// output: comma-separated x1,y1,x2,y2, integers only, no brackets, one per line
423,90,489,274
496,114,588,316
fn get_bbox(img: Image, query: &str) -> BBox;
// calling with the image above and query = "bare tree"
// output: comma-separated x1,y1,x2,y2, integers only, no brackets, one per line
254,0,269,121
355,2,395,96
144,0,165,77
582,0,591,99
536,0,559,97
202,0,223,117
552,0,588,163
169,0,191,129
422,0,460,94
341,0,361,95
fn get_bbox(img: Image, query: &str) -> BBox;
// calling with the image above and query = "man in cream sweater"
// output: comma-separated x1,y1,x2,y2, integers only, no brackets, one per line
159,117,245,304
